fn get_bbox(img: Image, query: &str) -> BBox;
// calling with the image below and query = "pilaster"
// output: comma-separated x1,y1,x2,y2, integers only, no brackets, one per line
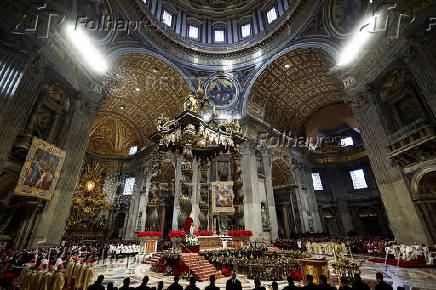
404,40,436,117
241,144,263,241
345,87,430,243
262,152,278,239
28,95,97,248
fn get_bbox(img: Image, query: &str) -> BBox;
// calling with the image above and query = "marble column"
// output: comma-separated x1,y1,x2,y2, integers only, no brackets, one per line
172,157,182,230
404,41,436,116
28,95,97,248
159,205,167,234
139,173,151,232
177,145,193,229
350,207,362,237
0,55,42,173
146,158,161,231
241,144,263,241
335,207,345,236
345,87,430,243
263,153,279,239
375,205,389,238
126,167,145,238
325,168,354,233
190,160,201,228
282,204,290,239
198,159,210,231
294,162,323,233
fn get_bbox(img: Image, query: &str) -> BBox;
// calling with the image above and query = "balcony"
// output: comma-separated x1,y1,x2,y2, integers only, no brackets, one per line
387,124,436,168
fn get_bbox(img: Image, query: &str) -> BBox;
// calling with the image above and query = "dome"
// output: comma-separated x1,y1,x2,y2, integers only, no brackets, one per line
135,0,303,54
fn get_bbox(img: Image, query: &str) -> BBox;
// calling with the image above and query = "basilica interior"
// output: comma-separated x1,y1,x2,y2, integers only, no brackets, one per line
0,0,436,289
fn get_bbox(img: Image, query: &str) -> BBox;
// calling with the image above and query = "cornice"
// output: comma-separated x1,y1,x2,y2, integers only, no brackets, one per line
116,0,319,68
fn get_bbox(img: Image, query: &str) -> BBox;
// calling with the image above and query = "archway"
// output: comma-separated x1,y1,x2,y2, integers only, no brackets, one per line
271,157,299,238
320,208,338,237
158,161,176,236
412,167,436,243
358,207,381,237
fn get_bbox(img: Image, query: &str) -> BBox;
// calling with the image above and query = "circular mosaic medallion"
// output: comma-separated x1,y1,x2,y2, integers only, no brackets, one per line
205,75,239,109
326,0,370,37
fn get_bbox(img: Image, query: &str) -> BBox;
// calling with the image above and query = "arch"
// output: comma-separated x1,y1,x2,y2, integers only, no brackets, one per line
241,42,339,116
88,50,192,156
107,46,195,92
411,165,436,200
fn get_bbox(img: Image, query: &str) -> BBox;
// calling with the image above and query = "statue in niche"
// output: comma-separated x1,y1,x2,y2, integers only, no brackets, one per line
156,114,170,131
183,94,200,114
136,212,142,231
219,215,229,232
261,203,271,231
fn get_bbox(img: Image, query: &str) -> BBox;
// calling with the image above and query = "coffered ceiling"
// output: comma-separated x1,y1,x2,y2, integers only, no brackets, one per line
248,48,344,135
87,53,191,156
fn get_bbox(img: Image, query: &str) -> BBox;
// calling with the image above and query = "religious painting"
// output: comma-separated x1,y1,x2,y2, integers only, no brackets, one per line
327,0,370,36
14,137,66,200
205,76,239,108
212,181,235,214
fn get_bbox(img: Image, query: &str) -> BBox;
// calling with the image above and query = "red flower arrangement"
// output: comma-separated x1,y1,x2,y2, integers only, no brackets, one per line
289,270,302,281
168,231,186,237
228,230,253,237
136,231,163,237
222,268,231,277
194,231,213,236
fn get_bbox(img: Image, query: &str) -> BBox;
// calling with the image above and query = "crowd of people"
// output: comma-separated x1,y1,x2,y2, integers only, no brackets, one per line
272,234,390,256
85,271,394,290
272,234,434,260
0,240,141,288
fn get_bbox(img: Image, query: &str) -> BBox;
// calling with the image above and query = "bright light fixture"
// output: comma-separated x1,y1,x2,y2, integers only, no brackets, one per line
284,64,290,69
65,24,108,74
135,87,140,92
341,136,354,147
337,16,376,66
203,114,211,122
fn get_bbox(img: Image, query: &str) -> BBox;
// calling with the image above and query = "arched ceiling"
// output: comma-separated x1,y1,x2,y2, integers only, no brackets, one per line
248,48,344,135
167,0,266,18
304,103,359,137
87,53,191,156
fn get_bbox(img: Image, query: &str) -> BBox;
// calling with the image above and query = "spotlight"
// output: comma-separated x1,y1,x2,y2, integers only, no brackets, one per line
337,16,376,66
65,24,108,74
135,87,140,92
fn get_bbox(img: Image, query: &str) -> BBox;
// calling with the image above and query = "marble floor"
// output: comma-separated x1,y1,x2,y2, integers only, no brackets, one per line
92,255,436,290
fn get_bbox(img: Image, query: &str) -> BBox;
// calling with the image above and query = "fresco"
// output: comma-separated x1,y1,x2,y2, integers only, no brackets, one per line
328,0,370,36
206,76,238,108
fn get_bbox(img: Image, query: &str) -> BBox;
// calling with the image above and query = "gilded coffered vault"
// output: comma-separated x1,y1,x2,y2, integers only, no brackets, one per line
248,48,344,134
88,53,191,155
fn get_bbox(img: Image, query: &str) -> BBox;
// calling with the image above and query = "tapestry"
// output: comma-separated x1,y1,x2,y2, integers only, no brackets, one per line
14,137,66,200
212,181,234,214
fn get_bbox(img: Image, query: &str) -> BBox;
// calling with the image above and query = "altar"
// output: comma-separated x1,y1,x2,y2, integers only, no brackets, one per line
299,258,330,284
198,236,222,248
143,83,246,235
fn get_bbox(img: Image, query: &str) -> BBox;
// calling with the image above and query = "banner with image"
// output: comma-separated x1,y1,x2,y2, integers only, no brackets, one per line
212,181,234,214
14,137,66,200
